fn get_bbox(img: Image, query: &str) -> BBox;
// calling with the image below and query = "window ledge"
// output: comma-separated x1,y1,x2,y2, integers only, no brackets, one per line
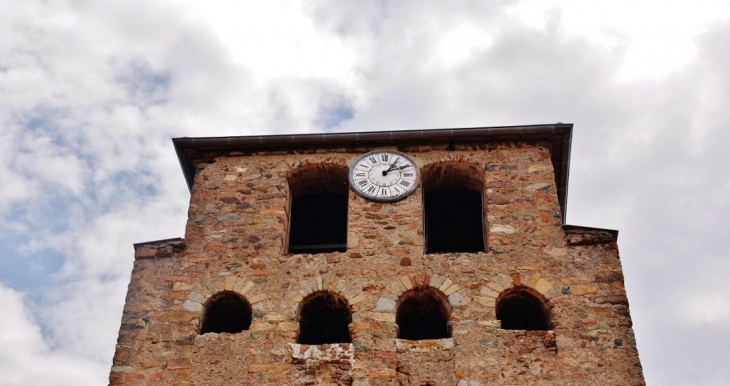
290,342,354,361
395,338,454,353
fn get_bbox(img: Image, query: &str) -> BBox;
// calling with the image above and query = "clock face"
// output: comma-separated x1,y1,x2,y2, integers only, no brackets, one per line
349,150,419,202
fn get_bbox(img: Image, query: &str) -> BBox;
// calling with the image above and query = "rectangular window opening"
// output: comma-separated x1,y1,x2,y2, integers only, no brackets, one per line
288,192,347,254
425,188,485,253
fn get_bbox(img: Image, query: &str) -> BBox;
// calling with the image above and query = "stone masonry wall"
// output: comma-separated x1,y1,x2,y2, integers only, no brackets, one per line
110,141,644,385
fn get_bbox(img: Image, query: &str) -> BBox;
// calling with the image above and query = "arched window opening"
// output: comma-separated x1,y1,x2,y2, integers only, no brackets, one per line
496,287,551,331
200,291,252,334
298,291,352,345
422,162,485,254
288,164,348,254
397,287,450,340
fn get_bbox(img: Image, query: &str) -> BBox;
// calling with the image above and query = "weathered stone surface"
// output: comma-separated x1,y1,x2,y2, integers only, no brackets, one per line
533,278,554,295
375,298,396,312
110,141,643,386
489,224,516,234
182,300,203,312
594,295,629,305
525,182,551,192
134,248,157,259
247,364,290,373
166,358,192,369
572,284,599,295
186,292,206,304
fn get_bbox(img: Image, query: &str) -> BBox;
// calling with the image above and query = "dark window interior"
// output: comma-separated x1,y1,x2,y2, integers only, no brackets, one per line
496,289,551,331
289,192,347,253
397,287,450,340
298,291,352,345
425,188,484,253
200,292,252,334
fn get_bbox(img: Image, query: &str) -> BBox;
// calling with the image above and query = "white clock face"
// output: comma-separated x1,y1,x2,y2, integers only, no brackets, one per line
349,151,419,202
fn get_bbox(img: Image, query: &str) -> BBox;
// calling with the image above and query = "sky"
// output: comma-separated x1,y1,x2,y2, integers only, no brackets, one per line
1,0,729,384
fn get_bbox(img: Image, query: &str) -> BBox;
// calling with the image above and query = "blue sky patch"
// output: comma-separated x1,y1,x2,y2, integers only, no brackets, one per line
319,104,354,131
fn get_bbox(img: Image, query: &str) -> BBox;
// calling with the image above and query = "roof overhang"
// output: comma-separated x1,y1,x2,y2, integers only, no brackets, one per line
173,123,573,223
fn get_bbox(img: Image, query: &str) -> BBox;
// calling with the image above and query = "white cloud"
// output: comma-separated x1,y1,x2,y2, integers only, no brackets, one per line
0,285,104,386
1,0,730,385
505,0,730,80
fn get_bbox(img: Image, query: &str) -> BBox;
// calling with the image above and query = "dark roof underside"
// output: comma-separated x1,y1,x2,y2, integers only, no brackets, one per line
172,123,573,223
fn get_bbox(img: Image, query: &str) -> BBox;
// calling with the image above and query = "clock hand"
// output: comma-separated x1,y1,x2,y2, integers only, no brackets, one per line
382,164,398,176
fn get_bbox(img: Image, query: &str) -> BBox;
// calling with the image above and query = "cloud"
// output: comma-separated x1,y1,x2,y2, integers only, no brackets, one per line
0,284,105,385
1,0,729,385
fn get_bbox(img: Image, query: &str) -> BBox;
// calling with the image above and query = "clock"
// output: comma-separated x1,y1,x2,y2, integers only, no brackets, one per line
349,150,419,202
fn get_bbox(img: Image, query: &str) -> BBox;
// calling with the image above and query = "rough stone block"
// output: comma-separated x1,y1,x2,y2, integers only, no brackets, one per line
363,312,396,323
375,298,396,311
183,300,203,312
166,358,192,370
224,275,237,291
448,292,467,306
490,224,516,234
235,280,255,296
534,278,554,295
250,322,274,331
444,284,461,296
173,282,193,291
186,291,206,304
480,287,499,298
350,294,367,305
248,293,268,304
439,278,453,292
400,276,413,290
572,284,598,295
429,273,446,289
475,296,496,307
135,248,157,259
247,364,290,373
276,322,299,331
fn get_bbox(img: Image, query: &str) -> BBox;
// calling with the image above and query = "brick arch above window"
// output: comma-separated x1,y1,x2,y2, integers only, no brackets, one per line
199,291,252,334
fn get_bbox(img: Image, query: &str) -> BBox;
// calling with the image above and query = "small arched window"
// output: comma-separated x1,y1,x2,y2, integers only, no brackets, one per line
422,162,485,253
397,287,450,340
496,287,551,331
298,291,352,345
288,164,348,254
200,291,252,334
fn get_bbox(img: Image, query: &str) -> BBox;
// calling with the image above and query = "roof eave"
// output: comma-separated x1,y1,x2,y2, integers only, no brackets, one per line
172,123,573,223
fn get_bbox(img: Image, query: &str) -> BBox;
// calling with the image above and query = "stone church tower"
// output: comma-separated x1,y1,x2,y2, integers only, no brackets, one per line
109,124,644,385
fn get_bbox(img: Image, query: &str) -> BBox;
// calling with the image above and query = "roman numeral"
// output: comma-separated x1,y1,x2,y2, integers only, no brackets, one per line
357,180,368,187
381,154,389,162
355,172,366,177
367,185,376,193
399,180,411,187
368,157,377,164
403,172,414,177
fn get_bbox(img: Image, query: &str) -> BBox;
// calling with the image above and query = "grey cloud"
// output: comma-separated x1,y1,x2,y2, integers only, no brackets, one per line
2,1,730,385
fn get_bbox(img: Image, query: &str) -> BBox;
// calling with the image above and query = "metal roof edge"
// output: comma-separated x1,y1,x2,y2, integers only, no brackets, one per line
172,123,574,222
563,225,619,241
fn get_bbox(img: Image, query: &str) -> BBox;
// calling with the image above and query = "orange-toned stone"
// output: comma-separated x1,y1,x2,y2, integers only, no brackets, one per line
125,373,145,381
166,358,191,370
247,364,291,373
374,350,396,359
368,369,396,378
